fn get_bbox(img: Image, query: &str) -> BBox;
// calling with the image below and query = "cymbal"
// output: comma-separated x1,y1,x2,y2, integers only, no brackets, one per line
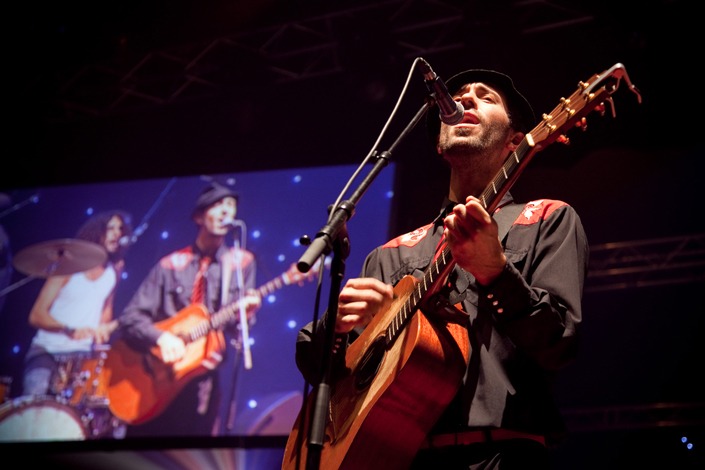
13,238,108,277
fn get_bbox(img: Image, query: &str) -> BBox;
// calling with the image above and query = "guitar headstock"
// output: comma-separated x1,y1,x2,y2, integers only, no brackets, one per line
282,257,327,285
478,63,641,216
528,63,642,152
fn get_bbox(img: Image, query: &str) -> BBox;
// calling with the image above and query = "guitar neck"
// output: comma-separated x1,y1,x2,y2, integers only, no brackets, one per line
255,272,290,299
185,266,316,342
206,273,289,333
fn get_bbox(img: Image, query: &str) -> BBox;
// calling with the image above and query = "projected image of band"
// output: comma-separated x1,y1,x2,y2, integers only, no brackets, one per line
0,164,395,444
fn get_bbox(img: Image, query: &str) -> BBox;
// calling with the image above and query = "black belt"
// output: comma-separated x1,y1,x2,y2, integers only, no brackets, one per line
420,429,546,449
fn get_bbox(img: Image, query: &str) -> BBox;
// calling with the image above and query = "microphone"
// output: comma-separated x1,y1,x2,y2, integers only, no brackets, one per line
419,58,465,125
118,222,148,247
225,220,247,251
224,219,246,231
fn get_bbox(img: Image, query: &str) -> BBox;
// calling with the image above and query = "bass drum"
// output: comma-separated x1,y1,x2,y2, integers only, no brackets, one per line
0,395,86,441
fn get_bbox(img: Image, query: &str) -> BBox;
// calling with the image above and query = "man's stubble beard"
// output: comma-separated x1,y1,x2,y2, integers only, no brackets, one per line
438,120,511,164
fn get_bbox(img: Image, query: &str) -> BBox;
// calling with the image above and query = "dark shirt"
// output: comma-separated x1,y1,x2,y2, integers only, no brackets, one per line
295,193,588,445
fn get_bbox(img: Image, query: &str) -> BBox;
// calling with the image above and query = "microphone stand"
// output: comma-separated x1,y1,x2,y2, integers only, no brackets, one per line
225,220,250,434
0,193,40,220
297,98,433,470
126,177,178,246
0,193,40,300
231,220,253,370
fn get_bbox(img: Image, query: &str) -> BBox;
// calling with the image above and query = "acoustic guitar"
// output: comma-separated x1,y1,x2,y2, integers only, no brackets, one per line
104,262,319,425
282,63,642,470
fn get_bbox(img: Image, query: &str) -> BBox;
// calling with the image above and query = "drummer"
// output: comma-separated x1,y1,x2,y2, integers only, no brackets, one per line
21,210,133,397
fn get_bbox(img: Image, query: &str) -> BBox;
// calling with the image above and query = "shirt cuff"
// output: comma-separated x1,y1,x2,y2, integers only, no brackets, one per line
476,261,531,318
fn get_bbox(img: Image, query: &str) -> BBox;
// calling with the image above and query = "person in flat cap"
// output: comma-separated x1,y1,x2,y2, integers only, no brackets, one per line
119,181,260,437
290,65,588,469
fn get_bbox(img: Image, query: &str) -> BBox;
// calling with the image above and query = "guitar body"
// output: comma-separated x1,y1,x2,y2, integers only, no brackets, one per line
104,304,227,424
283,275,470,470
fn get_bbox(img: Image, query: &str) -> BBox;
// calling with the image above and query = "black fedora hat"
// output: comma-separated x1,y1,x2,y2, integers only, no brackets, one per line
192,182,238,218
426,69,535,143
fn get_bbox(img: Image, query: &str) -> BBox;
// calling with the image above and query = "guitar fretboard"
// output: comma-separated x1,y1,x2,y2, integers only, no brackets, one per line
185,267,313,342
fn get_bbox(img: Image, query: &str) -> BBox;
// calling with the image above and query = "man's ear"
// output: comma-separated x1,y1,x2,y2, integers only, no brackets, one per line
509,132,524,149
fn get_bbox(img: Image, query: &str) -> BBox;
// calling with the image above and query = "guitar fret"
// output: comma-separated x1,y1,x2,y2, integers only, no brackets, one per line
387,308,398,342
390,306,402,341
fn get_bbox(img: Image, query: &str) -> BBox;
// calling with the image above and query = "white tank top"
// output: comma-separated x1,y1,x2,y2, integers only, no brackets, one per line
30,264,117,353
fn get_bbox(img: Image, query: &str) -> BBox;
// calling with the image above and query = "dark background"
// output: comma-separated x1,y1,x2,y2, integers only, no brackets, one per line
2,1,704,468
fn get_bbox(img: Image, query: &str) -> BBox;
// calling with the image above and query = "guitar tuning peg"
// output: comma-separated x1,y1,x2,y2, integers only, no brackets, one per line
574,117,588,131
557,135,571,145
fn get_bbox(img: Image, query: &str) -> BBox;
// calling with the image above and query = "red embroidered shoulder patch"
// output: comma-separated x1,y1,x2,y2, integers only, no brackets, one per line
382,223,433,248
161,247,193,271
514,199,567,226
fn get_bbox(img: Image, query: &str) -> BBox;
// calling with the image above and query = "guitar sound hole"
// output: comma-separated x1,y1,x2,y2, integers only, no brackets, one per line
355,336,385,391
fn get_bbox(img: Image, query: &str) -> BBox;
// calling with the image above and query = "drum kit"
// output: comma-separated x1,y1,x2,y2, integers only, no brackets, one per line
0,238,125,442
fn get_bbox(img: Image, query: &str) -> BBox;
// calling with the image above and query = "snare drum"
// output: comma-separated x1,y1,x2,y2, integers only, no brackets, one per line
0,395,86,441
